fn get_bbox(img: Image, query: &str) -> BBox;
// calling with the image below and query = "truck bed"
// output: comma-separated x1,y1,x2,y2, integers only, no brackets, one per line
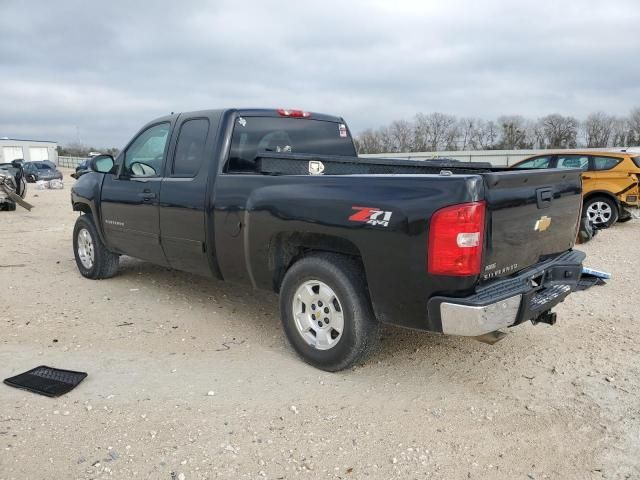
255,151,583,286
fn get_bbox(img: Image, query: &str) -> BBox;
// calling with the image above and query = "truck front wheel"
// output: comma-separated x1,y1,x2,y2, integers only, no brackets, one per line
279,253,379,371
73,214,120,279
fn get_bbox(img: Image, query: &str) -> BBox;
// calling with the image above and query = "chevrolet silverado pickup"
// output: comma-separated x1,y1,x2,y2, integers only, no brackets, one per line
70,108,586,371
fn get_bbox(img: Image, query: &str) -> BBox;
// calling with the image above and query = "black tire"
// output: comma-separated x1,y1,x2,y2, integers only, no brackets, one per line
279,253,379,371
584,196,619,228
1,202,16,211
73,214,120,279
618,209,633,223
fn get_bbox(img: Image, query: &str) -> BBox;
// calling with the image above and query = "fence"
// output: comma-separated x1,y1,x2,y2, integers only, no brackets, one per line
57,156,86,168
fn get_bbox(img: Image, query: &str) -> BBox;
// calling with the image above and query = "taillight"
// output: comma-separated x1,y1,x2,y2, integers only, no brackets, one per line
277,108,311,118
428,201,486,276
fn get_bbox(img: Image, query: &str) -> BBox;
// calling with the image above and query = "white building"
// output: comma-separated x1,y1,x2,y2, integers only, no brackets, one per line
0,138,58,164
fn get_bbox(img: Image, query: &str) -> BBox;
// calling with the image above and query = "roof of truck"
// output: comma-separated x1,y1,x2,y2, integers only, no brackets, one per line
152,108,346,124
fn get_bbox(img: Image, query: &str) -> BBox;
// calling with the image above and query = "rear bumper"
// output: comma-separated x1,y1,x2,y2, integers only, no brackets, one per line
427,250,585,336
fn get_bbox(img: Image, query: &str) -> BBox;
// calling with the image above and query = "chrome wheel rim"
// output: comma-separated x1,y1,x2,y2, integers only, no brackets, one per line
77,228,95,269
292,280,344,350
586,201,612,225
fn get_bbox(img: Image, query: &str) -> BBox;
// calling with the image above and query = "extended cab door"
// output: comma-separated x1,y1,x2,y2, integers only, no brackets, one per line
100,122,171,266
158,114,218,277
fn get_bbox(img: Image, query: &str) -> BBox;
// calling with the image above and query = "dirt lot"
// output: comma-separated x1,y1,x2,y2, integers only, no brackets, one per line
1,170,639,479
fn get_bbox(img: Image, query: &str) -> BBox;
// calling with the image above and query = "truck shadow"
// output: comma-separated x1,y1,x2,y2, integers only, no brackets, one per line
115,257,506,370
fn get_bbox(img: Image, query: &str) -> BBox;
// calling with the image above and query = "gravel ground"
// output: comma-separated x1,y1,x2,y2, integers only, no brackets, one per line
1,171,639,479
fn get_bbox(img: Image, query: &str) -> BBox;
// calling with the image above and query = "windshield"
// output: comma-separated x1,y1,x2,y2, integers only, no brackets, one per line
34,162,52,170
227,116,356,172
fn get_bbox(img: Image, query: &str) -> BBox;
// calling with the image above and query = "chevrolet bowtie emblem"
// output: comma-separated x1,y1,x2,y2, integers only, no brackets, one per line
535,215,552,232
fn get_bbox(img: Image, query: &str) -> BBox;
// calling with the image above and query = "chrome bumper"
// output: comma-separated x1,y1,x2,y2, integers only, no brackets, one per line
439,295,522,336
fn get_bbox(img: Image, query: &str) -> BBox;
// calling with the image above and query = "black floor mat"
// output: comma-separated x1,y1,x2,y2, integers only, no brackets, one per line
3,366,87,397
576,274,607,291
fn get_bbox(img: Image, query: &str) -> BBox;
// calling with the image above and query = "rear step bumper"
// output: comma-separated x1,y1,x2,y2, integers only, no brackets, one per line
427,250,585,336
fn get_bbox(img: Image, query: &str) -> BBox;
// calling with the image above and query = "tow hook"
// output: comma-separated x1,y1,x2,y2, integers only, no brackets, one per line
533,311,557,326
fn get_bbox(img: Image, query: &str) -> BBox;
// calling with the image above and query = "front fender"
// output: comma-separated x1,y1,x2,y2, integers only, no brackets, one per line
71,172,108,245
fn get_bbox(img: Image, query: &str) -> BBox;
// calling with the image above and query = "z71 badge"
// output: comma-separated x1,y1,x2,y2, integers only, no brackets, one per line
349,206,393,227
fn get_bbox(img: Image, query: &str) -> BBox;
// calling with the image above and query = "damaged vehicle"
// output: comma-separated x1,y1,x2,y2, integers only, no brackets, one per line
22,161,64,183
513,150,640,227
0,160,34,211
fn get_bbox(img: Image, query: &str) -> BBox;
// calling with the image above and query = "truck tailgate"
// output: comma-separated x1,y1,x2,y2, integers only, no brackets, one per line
480,169,582,282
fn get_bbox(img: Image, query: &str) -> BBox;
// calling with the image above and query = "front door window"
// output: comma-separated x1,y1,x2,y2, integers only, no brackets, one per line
123,123,171,177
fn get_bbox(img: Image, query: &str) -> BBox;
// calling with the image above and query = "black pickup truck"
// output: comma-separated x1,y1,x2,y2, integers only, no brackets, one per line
71,108,585,371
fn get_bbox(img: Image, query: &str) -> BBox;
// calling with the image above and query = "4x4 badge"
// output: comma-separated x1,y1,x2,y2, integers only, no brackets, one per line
535,215,552,231
308,161,325,175
349,206,393,227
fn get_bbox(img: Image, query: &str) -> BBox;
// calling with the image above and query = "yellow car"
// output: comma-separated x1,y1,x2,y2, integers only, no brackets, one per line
512,150,640,227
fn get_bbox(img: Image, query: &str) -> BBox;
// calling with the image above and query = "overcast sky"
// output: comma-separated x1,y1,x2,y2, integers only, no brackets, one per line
1,0,639,147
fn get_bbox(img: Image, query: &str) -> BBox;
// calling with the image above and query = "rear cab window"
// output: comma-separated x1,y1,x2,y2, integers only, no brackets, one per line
171,118,209,177
632,156,640,168
226,116,357,173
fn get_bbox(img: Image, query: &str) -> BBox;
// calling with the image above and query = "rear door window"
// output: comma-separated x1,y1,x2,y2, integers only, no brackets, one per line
226,116,357,172
513,156,553,169
171,118,209,177
592,156,621,171
556,155,589,170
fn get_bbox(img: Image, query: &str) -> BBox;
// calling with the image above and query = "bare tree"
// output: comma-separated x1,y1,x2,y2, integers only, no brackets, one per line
388,120,414,152
457,118,477,150
57,143,121,157
354,106,640,153
472,120,499,150
610,117,629,147
414,113,457,151
497,115,531,149
413,114,429,151
582,112,615,147
354,129,384,154
540,114,579,149
628,108,640,146
376,126,395,153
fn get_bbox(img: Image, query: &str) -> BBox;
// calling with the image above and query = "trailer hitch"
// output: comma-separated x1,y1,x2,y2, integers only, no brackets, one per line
532,311,557,326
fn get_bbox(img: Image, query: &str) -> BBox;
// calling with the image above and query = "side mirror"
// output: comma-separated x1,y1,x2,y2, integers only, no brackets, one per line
90,154,115,174
11,159,23,168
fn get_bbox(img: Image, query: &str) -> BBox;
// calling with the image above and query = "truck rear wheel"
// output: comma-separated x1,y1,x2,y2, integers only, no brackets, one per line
279,253,379,371
73,214,120,279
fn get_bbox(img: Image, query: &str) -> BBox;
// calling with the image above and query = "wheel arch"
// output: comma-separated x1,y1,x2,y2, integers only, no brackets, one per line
269,232,365,293
72,202,109,246
72,201,93,215
583,190,622,212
